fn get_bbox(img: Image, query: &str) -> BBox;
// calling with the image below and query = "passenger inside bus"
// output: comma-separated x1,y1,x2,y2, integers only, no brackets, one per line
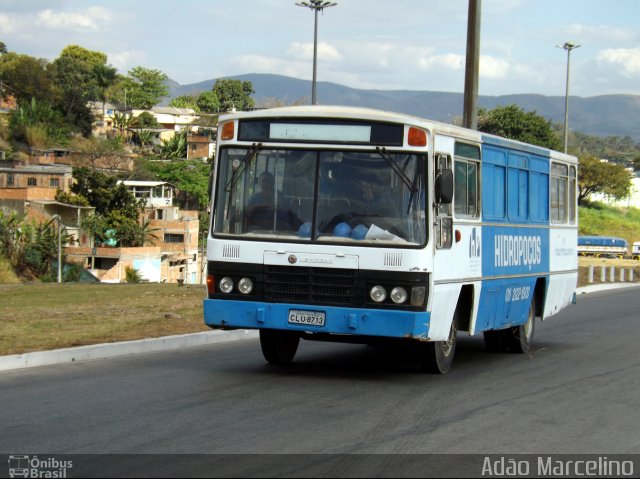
245,171,301,232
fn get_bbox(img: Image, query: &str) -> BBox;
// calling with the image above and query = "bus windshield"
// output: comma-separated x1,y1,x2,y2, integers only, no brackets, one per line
213,147,427,246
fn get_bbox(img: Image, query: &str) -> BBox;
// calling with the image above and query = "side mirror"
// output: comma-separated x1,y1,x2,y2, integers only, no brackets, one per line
435,169,453,204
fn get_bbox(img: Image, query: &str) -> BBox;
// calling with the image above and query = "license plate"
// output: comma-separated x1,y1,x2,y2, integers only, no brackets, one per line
288,309,326,327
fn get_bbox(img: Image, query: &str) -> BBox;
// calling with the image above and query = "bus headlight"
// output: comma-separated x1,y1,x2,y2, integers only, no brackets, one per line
390,287,408,304
410,286,426,306
238,277,254,294
219,276,234,293
370,285,387,303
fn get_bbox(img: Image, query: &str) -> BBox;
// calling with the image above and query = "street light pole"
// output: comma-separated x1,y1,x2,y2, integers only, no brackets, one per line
295,1,337,105
558,42,580,153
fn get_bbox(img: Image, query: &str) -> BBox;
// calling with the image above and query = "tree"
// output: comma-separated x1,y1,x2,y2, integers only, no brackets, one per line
212,79,254,111
0,52,57,104
131,111,159,128
57,45,107,67
578,155,632,205
71,167,142,216
169,94,199,111
9,97,67,147
93,63,118,118
135,129,155,149
52,46,110,135
0,41,7,55
73,167,149,247
144,158,210,210
69,136,129,170
196,91,220,112
159,131,187,160
477,104,562,150
122,67,169,109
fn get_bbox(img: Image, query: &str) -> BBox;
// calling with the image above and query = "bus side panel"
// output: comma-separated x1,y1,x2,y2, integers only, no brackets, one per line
475,277,539,332
479,225,550,331
543,273,577,319
545,226,578,318
428,283,461,341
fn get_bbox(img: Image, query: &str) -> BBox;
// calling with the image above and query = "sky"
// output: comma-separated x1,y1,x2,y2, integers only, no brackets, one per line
0,0,638,98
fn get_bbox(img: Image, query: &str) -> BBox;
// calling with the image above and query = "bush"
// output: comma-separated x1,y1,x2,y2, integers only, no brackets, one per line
124,266,142,284
0,256,20,283
63,262,85,283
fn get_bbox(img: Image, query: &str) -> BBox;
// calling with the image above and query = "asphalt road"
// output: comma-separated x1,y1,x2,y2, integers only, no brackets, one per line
1,287,639,476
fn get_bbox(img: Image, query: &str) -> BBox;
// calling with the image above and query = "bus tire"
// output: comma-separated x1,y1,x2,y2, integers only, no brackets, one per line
506,300,535,354
260,329,300,364
419,320,457,374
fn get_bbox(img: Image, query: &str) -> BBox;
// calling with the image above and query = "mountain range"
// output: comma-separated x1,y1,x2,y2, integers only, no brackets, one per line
166,73,640,142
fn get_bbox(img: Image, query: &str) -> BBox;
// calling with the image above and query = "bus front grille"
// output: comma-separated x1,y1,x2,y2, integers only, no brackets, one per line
264,265,357,305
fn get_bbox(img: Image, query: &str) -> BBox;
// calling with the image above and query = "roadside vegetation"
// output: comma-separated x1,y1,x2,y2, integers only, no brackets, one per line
579,201,640,247
0,283,209,356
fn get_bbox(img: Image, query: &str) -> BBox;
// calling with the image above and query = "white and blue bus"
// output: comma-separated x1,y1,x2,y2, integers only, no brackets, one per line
203,106,578,373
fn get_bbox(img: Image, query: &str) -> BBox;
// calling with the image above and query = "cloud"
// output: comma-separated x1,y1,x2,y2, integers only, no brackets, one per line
35,6,113,32
419,53,464,71
286,42,343,62
597,48,640,77
107,50,147,74
0,13,16,34
480,55,510,79
568,24,637,42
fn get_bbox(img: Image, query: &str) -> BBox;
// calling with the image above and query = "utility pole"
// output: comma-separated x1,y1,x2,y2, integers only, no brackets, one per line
462,0,481,130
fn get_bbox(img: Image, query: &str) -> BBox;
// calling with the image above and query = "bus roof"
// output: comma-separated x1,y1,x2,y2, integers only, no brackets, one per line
220,105,576,162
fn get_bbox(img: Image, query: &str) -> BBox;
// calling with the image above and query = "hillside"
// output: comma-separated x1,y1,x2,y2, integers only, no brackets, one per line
167,73,640,142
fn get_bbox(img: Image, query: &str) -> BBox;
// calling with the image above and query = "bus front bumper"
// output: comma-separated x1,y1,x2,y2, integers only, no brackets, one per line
203,299,431,340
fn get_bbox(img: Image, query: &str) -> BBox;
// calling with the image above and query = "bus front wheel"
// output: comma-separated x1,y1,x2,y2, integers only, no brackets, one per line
419,320,457,374
260,329,300,364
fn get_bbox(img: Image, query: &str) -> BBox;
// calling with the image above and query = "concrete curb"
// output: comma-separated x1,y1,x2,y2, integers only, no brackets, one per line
2,282,639,373
575,282,640,295
0,329,258,372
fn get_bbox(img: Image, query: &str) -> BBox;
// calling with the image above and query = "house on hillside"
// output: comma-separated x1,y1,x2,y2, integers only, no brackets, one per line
65,180,203,284
118,180,174,210
187,127,216,160
0,163,73,191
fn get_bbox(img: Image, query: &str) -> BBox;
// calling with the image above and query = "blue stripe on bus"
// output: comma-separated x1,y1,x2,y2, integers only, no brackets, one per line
482,226,550,277
203,299,431,339
475,276,542,332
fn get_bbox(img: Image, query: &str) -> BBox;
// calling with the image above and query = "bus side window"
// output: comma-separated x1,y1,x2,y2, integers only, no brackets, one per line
454,142,480,218
551,162,569,223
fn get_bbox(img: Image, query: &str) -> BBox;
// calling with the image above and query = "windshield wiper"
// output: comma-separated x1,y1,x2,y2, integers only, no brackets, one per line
375,147,418,194
375,147,422,214
224,143,261,219
225,143,262,193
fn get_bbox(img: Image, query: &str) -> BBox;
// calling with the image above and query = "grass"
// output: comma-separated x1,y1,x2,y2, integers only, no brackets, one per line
579,202,640,247
0,283,209,356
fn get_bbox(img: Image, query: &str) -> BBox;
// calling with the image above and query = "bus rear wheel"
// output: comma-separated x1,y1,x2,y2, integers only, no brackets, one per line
260,329,300,364
419,320,457,374
506,300,536,354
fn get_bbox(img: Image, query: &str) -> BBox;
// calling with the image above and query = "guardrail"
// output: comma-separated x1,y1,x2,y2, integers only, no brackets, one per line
579,265,640,286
